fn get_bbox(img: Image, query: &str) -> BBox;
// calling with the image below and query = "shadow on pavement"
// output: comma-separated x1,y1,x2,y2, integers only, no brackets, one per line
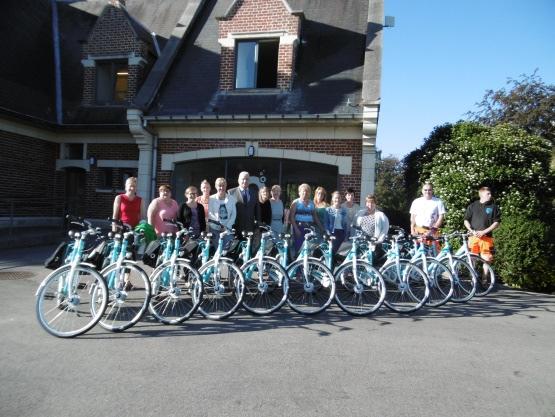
78,285,555,340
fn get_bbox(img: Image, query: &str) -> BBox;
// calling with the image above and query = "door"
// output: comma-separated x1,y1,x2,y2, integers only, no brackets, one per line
65,168,86,217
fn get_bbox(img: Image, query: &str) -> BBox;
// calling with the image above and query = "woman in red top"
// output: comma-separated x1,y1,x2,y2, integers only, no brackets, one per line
112,177,146,230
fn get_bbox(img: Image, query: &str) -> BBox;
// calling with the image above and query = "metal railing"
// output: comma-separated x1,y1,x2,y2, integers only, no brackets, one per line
0,198,68,236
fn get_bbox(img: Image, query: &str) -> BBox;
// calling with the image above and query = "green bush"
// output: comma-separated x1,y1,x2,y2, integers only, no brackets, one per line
494,214,555,293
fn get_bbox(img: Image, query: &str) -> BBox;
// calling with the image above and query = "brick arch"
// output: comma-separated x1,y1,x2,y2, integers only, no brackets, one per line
161,147,352,175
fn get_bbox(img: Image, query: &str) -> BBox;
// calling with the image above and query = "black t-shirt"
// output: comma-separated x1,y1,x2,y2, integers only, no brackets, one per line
464,200,500,237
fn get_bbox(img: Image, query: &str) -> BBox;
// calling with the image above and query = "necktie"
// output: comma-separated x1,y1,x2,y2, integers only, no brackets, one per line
241,189,248,203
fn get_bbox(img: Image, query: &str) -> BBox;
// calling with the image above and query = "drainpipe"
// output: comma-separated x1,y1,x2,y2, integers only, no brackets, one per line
51,0,63,124
127,109,154,202
151,135,158,200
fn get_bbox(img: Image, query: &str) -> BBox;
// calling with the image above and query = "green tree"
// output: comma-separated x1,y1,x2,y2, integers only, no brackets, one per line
375,156,408,229
425,122,552,229
467,71,555,144
422,121,554,291
402,123,454,201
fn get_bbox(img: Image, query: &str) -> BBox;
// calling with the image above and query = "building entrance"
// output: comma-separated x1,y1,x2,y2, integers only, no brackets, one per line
173,157,339,205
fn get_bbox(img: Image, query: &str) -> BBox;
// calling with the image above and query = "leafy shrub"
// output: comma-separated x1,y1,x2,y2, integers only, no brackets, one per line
494,214,555,293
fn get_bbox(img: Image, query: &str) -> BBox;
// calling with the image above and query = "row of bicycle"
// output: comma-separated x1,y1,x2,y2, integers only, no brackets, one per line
35,216,495,338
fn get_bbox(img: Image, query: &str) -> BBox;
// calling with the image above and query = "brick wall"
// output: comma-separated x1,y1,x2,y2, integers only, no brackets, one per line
156,138,362,197
81,4,151,105
218,0,301,91
84,143,139,218
0,129,62,216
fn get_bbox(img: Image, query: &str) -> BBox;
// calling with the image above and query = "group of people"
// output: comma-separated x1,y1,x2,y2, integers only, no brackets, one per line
409,182,500,263
112,174,500,262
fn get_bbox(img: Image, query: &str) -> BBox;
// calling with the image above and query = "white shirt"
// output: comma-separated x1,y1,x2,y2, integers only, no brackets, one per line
208,193,237,231
409,196,446,228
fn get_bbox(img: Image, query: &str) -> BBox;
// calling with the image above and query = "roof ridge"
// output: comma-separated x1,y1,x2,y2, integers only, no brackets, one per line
132,0,207,111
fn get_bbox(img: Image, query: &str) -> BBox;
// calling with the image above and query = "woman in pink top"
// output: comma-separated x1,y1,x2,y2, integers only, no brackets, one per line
147,184,179,236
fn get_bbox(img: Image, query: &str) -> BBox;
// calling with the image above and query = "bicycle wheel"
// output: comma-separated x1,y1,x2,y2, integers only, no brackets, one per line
35,264,107,338
448,258,477,302
149,259,203,324
464,254,496,296
286,257,335,315
198,259,244,320
380,260,429,314
413,258,454,308
334,260,385,316
97,261,151,332
241,257,288,315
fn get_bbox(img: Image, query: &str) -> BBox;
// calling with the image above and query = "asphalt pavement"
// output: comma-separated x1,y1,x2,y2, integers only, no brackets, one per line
1,244,554,417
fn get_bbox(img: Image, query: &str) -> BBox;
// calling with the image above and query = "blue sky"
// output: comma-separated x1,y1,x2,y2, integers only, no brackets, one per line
377,0,555,159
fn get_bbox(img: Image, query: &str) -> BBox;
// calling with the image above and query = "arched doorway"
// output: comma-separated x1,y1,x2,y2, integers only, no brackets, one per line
172,157,339,205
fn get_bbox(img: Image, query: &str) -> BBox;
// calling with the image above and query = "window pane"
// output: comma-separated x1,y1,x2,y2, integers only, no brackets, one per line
98,168,113,189
114,65,128,103
257,40,279,88
235,41,257,88
96,62,113,103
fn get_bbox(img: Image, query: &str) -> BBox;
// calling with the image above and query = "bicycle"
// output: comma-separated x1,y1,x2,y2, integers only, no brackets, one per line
148,221,203,324
285,226,336,315
377,228,430,313
196,220,245,319
425,232,478,303
238,224,289,315
406,234,454,307
452,232,495,296
94,219,151,332
35,220,108,337
318,229,386,316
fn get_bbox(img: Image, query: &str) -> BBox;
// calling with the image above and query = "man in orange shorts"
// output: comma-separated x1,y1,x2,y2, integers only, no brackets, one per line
463,186,500,262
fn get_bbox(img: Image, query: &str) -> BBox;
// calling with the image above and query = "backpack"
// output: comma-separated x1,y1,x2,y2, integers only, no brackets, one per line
44,242,70,270
142,240,161,267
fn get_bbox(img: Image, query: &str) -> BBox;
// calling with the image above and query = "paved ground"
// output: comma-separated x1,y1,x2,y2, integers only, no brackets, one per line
1,244,554,417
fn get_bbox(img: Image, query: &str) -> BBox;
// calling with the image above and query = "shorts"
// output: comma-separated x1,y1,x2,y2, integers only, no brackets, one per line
468,236,494,258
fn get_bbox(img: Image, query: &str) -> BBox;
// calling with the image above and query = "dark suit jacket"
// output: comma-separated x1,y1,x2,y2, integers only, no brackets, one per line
228,186,258,233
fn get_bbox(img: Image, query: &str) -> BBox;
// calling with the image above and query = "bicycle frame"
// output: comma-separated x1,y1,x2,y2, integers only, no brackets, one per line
37,225,99,303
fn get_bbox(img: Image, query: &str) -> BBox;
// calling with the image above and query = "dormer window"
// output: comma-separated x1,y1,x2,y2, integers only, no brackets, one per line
235,39,279,89
96,61,129,104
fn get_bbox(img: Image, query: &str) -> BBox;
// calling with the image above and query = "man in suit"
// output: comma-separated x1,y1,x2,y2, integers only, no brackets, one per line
228,171,258,236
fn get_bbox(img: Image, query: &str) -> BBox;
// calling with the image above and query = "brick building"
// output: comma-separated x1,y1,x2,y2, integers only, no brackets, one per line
0,0,383,221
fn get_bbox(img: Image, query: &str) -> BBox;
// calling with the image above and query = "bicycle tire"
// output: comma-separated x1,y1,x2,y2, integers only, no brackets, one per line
96,261,151,332
198,259,244,320
334,260,386,316
149,259,203,324
380,259,429,314
461,254,495,296
35,264,107,338
413,257,454,308
241,257,289,315
448,258,477,302
286,257,335,315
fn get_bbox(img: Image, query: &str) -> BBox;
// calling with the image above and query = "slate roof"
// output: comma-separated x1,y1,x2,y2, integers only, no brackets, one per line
0,0,56,122
0,0,373,126
150,0,369,117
